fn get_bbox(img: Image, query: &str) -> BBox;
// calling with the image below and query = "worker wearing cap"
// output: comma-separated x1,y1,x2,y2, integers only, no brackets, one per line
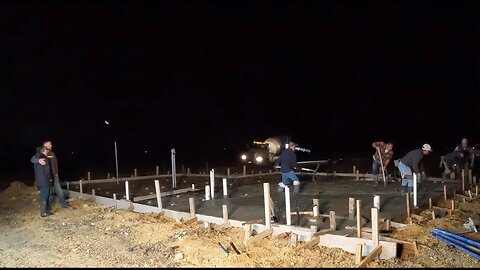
277,141,300,192
398,143,432,193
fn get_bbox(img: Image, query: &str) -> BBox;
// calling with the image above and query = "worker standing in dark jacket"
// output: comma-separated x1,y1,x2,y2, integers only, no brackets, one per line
398,143,432,193
34,146,53,217
31,140,69,210
277,142,300,192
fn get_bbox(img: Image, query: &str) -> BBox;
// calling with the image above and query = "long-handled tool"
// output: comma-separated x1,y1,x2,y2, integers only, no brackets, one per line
376,148,387,187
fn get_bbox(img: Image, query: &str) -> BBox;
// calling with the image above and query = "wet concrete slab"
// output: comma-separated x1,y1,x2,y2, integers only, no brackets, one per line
68,173,465,230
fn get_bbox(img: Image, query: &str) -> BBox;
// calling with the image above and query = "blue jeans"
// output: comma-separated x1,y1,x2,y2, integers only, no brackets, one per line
39,185,51,206
50,179,68,208
281,171,299,185
398,161,413,187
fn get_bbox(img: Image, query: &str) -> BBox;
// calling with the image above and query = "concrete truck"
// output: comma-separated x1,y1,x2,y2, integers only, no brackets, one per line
239,136,328,171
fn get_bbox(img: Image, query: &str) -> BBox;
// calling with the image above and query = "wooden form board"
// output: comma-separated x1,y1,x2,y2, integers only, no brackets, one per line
360,232,417,258
133,188,201,202
356,245,382,268
246,228,273,246
318,234,397,260
297,236,320,250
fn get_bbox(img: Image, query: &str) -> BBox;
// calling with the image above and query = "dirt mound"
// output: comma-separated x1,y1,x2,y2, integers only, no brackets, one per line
0,181,35,199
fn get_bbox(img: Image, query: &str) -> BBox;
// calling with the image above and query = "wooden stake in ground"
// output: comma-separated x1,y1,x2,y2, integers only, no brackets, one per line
371,208,379,247
356,199,362,238
205,185,211,200
349,197,355,220
269,197,275,218
289,233,298,247
383,219,391,232
356,245,382,268
222,178,228,198
222,205,229,224
405,192,411,219
355,244,363,264
155,180,163,211
244,224,252,245
285,186,291,226
330,211,336,230
79,179,83,195
444,185,447,201
263,183,271,228
189,197,195,218
125,181,130,201
313,198,319,218
429,197,432,209
462,169,465,192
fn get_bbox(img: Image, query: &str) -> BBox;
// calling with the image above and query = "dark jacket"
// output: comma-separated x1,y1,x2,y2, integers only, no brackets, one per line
278,148,297,173
34,152,53,187
400,149,424,173
454,145,475,168
444,151,467,167
31,146,59,180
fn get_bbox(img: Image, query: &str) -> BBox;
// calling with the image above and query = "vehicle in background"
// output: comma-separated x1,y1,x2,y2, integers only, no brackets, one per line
239,135,329,173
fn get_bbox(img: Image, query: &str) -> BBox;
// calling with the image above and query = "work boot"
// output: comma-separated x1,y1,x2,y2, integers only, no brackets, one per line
278,182,286,192
40,202,52,218
271,216,278,223
293,180,301,193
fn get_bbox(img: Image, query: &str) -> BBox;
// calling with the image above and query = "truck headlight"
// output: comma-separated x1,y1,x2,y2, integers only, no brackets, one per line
241,154,247,160
255,156,263,163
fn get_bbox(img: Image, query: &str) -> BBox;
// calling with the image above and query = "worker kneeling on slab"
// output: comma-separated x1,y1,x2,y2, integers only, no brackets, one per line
277,142,301,193
397,143,432,194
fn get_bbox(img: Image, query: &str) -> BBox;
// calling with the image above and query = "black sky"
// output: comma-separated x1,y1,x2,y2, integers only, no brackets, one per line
1,1,479,180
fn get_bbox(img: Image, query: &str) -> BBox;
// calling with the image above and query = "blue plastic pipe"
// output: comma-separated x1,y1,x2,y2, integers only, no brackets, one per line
431,232,480,255
431,233,480,260
432,227,480,249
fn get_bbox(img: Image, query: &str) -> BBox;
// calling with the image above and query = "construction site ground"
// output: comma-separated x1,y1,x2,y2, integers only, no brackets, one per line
1,172,480,267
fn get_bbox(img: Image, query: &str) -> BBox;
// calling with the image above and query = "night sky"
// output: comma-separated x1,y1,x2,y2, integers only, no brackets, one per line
1,2,479,181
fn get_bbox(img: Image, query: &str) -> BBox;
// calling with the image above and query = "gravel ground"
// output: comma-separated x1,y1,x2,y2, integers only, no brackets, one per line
0,181,479,268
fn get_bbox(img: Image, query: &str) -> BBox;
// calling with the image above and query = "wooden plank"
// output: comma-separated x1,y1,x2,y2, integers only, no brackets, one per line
356,199,362,238
246,228,273,246
313,227,335,236
290,233,298,247
183,217,198,225
297,236,320,250
360,232,413,244
318,234,397,260
390,221,407,229
411,214,424,221
242,219,264,225
424,176,459,183
356,245,382,268
371,208,379,246
269,197,275,217
133,188,201,202
455,194,472,201
244,224,252,244
291,211,314,215
355,244,363,264
400,241,417,259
